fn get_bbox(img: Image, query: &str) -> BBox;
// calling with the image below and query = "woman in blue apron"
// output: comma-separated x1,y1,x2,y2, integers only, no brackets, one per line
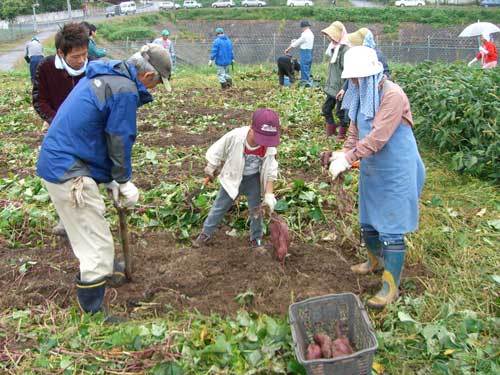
327,46,425,308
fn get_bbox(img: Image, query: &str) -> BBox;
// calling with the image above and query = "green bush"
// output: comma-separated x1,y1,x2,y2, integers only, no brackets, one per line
107,27,155,41
393,62,500,183
172,7,500,27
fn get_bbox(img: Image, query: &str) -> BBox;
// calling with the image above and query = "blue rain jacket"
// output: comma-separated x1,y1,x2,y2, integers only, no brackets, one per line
210,35,234,67
37,60,153,184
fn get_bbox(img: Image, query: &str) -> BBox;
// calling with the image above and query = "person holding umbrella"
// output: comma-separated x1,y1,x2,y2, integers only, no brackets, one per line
468,32,497,69
324,46,425,308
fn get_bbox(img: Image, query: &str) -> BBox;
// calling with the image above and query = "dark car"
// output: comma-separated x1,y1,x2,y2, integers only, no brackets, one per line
105,5,121,17
480,0,500,7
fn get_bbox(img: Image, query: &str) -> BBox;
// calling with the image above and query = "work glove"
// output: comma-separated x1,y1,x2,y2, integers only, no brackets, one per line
204,164,217,181
263,193,277,213
320,151,344,168
106,181,139,208
329,153,351,181
208,60,213,67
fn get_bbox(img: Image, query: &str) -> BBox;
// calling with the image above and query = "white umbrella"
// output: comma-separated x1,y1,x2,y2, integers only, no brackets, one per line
459,22,500,38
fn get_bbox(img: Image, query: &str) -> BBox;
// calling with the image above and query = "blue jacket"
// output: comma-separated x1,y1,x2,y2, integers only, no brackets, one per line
37,60,153,184
210,35,234,67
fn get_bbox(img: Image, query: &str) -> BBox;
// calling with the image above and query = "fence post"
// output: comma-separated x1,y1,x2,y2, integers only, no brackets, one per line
273,33,276,62
427,35,430,60
126,37,129,55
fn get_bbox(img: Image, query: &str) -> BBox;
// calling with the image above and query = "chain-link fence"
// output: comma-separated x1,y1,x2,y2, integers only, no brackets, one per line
104,33,480,66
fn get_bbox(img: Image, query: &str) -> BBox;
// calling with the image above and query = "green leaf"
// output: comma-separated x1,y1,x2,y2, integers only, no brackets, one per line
246,350,262,367
151,323,166,338
398,311,417,324
299,191,315,203
152,362,184,375
59,357,72,370
486,219,500,230
274,199,289,212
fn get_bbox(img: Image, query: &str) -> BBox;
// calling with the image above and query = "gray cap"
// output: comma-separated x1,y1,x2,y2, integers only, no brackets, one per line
139,44,172,91
300,20,311,28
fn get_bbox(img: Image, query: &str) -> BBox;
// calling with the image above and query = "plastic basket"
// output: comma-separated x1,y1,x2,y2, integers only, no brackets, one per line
289,293,378,375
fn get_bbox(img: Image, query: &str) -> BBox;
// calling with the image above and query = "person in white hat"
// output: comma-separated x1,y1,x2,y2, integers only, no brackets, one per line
468,32,498,69
323,46,426,309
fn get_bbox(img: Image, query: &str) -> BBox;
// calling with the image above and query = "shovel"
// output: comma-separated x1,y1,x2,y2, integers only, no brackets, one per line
112,199,133,282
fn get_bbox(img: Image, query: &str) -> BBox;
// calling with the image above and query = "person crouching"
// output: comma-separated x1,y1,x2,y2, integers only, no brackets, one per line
193,109,280,249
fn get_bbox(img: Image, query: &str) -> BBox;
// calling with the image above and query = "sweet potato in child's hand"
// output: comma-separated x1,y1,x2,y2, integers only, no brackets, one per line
313,333,332,359
306,343,322,360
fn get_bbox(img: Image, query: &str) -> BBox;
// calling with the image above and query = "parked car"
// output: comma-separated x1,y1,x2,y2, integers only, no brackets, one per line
183,0,203,8
212,0,234,7
287,0,313,6
480,0,500,7
241,0,266,6
394,0,425,6
119,1,137,15
105,5,121,17
159,1,181,10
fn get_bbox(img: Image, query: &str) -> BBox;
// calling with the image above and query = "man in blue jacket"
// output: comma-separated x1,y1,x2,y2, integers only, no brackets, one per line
209,27,234,89
37,44,171,315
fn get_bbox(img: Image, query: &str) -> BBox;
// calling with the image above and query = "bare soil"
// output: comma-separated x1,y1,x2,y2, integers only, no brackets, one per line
0,229,427,317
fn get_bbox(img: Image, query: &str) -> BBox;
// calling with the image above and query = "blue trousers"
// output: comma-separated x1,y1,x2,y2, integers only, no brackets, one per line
361,223,404,246
29,55,43,83
299,49,313,84
202,173,263,241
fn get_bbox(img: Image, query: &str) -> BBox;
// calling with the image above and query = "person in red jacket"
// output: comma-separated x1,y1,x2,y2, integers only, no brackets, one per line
468,32,498,69
32,22,89,126
32,22,89,236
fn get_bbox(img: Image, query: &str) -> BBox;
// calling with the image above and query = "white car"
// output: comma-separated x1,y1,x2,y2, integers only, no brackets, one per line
183,0,202,8
242,0,266,6
395,0,425,6
212,0,234,7
287,0,314,6
119,1,137,15
159,1,181,10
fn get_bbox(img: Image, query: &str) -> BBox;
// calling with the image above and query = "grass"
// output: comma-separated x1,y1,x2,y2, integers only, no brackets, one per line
0,65,498,374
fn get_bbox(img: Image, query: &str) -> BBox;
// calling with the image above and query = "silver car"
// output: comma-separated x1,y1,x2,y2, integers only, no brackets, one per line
242,0,266,6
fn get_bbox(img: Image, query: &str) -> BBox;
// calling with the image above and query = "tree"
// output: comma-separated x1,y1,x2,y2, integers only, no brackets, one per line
0,0,29,22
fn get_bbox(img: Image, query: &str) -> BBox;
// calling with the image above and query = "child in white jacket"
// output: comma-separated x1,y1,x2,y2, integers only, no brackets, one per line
193,108,280,249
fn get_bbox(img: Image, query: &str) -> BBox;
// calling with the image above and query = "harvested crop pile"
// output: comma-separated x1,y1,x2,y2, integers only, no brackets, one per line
306,322,354,360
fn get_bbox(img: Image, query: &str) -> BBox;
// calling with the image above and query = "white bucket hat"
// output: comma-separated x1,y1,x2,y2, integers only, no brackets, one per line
341,46,383,79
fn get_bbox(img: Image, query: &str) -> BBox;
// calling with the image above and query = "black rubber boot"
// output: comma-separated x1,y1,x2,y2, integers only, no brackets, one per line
226,77,233,87
221,82,228,89
76,276,106,314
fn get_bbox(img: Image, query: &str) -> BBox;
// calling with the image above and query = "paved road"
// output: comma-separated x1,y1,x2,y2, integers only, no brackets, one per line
350,0,383,7
0,30,55,71
0,5,158,72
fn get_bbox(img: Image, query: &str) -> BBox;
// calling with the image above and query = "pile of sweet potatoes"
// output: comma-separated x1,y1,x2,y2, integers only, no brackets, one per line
306,322,354,360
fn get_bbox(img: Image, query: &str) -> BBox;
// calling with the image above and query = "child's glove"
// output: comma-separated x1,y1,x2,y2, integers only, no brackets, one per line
204,164,217,181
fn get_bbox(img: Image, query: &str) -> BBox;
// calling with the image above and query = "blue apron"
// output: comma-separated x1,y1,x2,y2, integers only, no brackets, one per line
357,91,425,235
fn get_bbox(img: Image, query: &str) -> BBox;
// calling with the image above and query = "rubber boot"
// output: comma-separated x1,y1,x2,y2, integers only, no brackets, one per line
220,82,228,90
351,228,384,275
336,126,347,141
76,276,106,314
326,123,337,137
367,240,405,309
226,77,233,87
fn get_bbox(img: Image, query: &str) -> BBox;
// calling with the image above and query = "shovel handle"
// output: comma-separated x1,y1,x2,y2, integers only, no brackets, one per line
117,207,132,281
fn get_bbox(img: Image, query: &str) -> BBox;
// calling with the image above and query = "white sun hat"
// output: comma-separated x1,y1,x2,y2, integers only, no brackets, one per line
341,46,383,79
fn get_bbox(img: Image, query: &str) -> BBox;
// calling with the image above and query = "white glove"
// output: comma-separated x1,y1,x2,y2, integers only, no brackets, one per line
329,151,345,163
468,58,477,67
105,180,120,203
119,181,139,209
208,60,213,67
263,193,277,212
329,153,351,180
